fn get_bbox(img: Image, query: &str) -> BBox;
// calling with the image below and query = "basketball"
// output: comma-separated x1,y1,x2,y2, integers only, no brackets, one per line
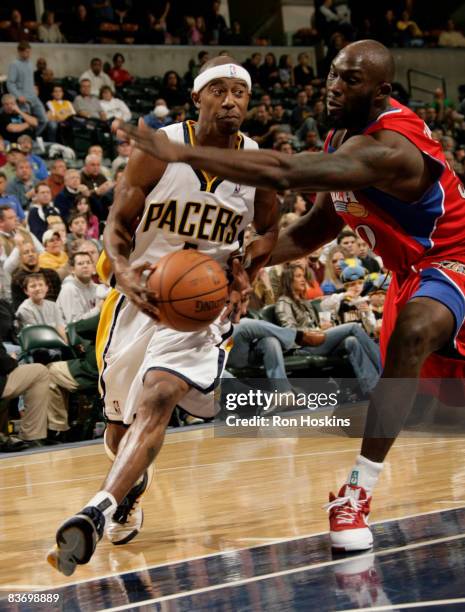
146,250,229,332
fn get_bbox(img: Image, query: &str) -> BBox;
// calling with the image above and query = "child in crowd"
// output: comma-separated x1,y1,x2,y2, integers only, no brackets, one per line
16,273,67,342
337,265,377,337
72,196,99,240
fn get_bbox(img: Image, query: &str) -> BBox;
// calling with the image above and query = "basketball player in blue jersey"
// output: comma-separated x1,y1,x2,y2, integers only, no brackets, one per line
47,56,279,575
122,40,465,554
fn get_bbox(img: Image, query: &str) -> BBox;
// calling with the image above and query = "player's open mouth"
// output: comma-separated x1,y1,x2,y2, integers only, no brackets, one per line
327,100,342,111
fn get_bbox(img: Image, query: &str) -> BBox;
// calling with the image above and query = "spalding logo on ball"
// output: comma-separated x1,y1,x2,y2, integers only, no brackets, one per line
146,250,229,332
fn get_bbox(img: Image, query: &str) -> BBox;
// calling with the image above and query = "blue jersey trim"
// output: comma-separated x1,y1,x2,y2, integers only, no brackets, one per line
359,182,445,249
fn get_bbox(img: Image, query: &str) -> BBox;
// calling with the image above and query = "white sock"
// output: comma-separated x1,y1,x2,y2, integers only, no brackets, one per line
86,490,118,520
346,455,383,496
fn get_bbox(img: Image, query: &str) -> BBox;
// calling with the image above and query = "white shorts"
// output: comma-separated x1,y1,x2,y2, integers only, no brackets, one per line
100,295,232,423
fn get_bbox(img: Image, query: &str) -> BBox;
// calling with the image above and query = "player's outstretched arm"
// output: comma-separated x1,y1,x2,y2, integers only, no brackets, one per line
247,188,280,280
120,122,412,193
270,192,344,266
104,147,167,318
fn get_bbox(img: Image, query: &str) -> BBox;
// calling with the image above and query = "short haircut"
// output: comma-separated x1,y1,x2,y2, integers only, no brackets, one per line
70,251,92,267
18,41,31,52
1,93,15,104
35,182,50,193
99,85,112,98
0,172,6,181
68,212,88,229
337,229,357,244
91,57,101,64
23,272,46,289
0,205,14,220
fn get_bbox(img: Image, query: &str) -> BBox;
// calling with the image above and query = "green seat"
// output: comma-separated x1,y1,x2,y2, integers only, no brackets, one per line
259,304,278,324
18,325,76,362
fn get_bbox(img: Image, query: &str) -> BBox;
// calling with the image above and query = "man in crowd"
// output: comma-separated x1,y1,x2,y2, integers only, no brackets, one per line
57,251,102,324
0,172,24,220
17,134,48,180
79,58,114,97
27,183,62,241
337,230,359,258
73,80,107,121
38,230,69,279
46,159,67,199
11,240,61,310
7,42,48,136
48,313,100,442
2,143,25,182
55,170,90,222
0,343,50,447
0,93,38,143
6,158,37,211
80,154,114,220
0,205,32,256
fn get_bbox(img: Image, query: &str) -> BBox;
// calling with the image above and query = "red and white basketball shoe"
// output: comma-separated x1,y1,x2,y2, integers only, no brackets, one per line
325,484,373,551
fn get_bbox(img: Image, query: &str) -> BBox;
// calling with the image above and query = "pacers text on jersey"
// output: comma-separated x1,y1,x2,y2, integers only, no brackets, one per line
142,200,243,244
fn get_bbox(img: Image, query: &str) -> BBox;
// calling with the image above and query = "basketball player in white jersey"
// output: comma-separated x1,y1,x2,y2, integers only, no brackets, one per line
47,56,278,575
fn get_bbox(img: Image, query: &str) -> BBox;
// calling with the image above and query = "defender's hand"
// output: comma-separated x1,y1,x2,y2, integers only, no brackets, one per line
114,118,182,164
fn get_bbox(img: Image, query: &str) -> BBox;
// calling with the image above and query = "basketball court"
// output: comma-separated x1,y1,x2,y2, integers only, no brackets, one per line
1,417,465,610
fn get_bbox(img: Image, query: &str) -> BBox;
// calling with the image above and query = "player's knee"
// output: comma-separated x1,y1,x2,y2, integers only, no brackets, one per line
390,316,431,363
139,376,182,421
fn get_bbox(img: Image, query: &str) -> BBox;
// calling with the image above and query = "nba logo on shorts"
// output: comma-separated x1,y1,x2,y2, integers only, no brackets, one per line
113,400,121,414
229,65,238,77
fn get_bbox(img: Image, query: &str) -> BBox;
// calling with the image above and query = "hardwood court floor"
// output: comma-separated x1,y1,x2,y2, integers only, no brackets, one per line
0,426,464,591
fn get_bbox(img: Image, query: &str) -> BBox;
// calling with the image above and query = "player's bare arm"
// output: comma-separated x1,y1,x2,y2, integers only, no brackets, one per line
104,147,167,316
270,192,344,265
120,122,426,196
224,188,279,322
247,188,279,280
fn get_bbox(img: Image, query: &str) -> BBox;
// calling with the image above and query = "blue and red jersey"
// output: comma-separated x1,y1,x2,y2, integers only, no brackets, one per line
325,98,465,274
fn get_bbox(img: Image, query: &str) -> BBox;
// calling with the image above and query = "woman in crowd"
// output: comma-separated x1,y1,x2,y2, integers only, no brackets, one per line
99,86,131,122
321,245,349,294
38,10,66,43
71,196,99,241
275,264,380,396
108,53,133,88
259,53,280,90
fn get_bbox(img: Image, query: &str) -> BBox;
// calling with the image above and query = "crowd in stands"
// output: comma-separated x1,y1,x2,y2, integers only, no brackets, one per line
0,0,465,449
0,1,464,48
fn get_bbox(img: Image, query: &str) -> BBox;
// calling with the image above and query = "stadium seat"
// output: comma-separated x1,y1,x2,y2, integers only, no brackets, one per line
18,325,76,364
226,304,350,378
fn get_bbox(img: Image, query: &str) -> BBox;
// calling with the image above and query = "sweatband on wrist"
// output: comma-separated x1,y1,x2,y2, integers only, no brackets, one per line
193,64,252,93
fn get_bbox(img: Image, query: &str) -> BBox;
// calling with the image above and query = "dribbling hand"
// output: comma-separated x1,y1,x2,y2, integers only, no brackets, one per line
114,258,161,320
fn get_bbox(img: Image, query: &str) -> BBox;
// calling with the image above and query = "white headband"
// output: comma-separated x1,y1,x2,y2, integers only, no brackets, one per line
193,64,252,93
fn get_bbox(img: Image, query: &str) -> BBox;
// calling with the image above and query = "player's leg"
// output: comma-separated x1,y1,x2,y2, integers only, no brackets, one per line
47,370,189,575
328,297,455,551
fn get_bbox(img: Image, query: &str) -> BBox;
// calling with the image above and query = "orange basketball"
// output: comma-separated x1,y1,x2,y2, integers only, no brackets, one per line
146,250,229,332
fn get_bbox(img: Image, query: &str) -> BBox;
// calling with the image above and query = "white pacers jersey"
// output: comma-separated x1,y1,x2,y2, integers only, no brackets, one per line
129,120,257,270
100,121,258,424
